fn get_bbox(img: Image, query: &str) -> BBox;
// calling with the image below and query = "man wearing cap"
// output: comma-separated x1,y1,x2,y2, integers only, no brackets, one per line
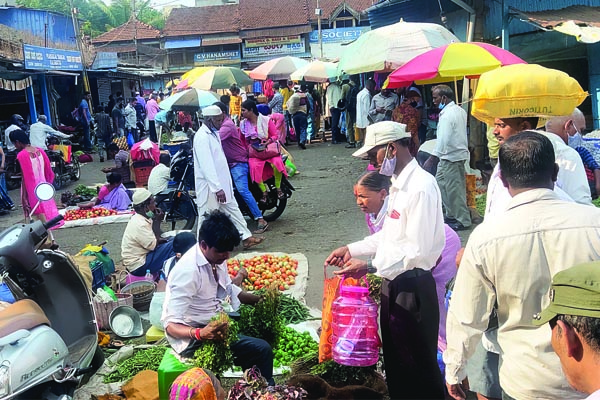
121,188,176,277
445,132,600,400
325,121,445,399
534,261,600,399
194,105,263,250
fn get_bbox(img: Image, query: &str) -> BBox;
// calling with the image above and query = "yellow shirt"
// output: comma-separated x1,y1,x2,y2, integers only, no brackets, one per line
281,88,293,110
229,95,242,119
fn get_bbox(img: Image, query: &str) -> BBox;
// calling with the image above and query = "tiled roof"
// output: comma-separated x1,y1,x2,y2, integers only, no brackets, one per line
512,5,600,29
92,19,160,43
310,0,373,21
163,5,240,37
239,0,310,30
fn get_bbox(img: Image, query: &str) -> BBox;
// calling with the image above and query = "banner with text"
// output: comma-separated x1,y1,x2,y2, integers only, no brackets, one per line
194,50,241,66
23,44,83,71
245,36,302,48
242,42,306,58
309,27,370,43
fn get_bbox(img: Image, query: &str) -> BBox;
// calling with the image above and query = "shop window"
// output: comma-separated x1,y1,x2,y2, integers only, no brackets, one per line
169,52,185,66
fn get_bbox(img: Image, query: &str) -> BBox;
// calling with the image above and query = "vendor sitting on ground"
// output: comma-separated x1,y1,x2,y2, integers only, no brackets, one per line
81,172,131,211
162,210,275,385
121,188,175,278
148,152,171,195
102,143,133,187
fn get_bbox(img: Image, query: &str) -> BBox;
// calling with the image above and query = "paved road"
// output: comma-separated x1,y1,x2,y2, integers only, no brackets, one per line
0,139,474,309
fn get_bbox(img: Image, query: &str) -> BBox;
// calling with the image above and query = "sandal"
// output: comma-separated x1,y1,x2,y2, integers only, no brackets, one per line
277,190,285,199
259,192,269,204
253,222,269,234
243,236,264,250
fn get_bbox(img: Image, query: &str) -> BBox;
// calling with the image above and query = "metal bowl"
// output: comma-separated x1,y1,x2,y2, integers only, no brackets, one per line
109,305,143,338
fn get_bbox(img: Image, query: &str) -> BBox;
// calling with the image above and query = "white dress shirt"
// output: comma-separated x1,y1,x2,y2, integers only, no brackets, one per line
325,82,342,113
193,124,234,208
123,104,137,129
432,101,469,162
4,124,20,151
445,189,600,400
347,159,445,280
29,121,70,150
368,93,399,123
587,390,600,400
355,88,372,129
162,245,241,353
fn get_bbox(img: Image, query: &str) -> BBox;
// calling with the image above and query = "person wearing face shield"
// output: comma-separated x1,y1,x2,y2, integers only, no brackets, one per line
193,105,264,250
325,121,446,399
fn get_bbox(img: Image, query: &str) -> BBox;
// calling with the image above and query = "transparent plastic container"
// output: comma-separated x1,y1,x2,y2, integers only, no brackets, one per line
332,277,380,366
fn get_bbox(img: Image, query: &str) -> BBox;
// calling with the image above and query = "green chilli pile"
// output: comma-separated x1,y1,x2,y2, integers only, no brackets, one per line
104,346,168,383
193,312,239,377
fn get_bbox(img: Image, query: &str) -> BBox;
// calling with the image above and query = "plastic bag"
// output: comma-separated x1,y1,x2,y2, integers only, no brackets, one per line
319,267,341,362
127,132,135,148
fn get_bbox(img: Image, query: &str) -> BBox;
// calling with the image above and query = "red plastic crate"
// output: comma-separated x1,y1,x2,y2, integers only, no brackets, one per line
134,166,153,187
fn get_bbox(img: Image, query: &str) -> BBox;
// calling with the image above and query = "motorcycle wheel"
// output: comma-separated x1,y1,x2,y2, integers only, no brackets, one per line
70,159,81,181
5,164,20,191
53,173,63,190
261,194,287,222
156,192,196,232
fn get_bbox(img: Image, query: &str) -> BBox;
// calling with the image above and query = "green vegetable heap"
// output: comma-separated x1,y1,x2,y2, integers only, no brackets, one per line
238,286,283,347
193,312,239,377
104,346,167,383
273,326,318,368
74,184,98,198
593,198,600,208
476,193,487,217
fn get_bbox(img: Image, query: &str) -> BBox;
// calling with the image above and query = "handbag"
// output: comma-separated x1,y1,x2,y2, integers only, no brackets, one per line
248,141,280,160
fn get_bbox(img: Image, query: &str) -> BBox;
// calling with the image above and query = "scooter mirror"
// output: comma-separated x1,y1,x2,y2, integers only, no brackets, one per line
35,182,55,202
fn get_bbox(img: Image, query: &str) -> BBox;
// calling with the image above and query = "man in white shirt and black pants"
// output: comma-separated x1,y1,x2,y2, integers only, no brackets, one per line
326,121,446,399
424,85,471,231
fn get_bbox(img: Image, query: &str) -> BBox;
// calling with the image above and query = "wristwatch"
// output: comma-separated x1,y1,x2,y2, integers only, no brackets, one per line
366,258,377,274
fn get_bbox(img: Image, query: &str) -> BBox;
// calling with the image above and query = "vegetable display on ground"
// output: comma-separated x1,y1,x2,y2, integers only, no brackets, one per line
273,327,318,368
74,184,98,198
227,254,298,291
104,346,167,383
64,207,118,221
238,286,283,347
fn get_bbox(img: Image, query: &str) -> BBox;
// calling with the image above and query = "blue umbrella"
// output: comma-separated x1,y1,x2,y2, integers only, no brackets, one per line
159,88,220,110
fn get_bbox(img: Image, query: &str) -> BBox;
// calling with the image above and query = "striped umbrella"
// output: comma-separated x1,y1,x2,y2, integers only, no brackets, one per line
249,56,309,81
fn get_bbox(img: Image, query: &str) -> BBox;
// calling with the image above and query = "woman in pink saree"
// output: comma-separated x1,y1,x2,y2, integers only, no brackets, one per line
239,100,287,203
11,129,63,238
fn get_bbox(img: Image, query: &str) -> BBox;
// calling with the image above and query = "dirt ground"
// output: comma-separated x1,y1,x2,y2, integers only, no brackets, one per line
0,135,474,309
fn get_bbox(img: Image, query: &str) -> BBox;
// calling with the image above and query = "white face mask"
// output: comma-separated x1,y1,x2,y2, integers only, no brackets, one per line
568,131,583,149
379,145,396,176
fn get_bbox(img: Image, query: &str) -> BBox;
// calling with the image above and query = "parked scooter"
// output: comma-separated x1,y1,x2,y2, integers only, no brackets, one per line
0,183,103,399
46,136,81,190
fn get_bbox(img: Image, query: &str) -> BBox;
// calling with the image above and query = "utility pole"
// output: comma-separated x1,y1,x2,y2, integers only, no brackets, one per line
69,0,90,94
316,0,323,59
133,0,139,65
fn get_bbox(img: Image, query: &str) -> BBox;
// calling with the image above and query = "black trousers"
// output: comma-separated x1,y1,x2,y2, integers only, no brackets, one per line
381,269,444,399
149,120,157,142
330,107,342,142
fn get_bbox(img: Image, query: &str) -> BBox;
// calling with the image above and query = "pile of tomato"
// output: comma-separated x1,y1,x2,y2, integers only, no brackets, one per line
64,207,118,221
227,254,299,291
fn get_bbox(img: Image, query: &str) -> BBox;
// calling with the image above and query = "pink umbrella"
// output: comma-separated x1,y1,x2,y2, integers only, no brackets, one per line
175,79,189,90
385,42,526,88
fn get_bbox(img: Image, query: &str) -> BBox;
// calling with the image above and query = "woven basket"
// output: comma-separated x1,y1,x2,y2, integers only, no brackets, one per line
93,293,133,330
120,281,156,311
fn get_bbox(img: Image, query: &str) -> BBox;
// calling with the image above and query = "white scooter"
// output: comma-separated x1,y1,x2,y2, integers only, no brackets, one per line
0,183,103,399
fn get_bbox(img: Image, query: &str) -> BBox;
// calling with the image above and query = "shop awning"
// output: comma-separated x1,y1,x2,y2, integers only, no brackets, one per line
240,26,312,39
201,36,242,46
510,5,600,43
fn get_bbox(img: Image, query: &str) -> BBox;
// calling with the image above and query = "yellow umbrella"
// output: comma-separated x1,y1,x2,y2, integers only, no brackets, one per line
471,64,588,125
181,67,214,82
165,79,180,89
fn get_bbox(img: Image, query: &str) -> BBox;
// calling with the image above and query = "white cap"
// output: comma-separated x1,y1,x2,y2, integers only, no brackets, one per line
132,188,152,205
352,121,410,158
203,105,223,117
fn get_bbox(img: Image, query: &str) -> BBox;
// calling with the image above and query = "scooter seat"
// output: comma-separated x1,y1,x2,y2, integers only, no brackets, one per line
0,299,50,338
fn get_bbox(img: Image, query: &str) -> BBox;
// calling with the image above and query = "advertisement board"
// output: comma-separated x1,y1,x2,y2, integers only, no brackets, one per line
242,42,305,58
23,44,83,71
194,50,241,66
309,27,370,43
245,36,302,48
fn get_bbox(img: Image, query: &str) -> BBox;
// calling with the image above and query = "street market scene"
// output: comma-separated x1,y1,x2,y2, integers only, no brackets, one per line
0,0,600,399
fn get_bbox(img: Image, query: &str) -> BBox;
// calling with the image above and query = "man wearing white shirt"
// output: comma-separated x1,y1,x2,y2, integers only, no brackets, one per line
445,132,600,400
29,115,71,150
424,85,470,231
354,79,375,148
193,105,263,250
325,121,445,399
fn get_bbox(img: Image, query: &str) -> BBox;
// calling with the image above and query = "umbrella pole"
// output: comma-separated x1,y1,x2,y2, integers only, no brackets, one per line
454,77,458,100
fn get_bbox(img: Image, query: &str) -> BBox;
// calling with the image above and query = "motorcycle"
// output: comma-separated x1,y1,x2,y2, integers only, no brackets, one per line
155,144,294,231
0,183,103,399
3,151,20,191
46,136,81,190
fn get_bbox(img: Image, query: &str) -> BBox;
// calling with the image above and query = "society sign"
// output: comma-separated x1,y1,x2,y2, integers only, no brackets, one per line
243,42,306,58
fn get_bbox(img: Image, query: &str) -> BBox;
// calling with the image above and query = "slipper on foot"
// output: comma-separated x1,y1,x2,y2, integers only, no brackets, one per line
253,223,269,234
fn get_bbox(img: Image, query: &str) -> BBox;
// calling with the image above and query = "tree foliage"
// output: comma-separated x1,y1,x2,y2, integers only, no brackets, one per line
15,0,164,37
